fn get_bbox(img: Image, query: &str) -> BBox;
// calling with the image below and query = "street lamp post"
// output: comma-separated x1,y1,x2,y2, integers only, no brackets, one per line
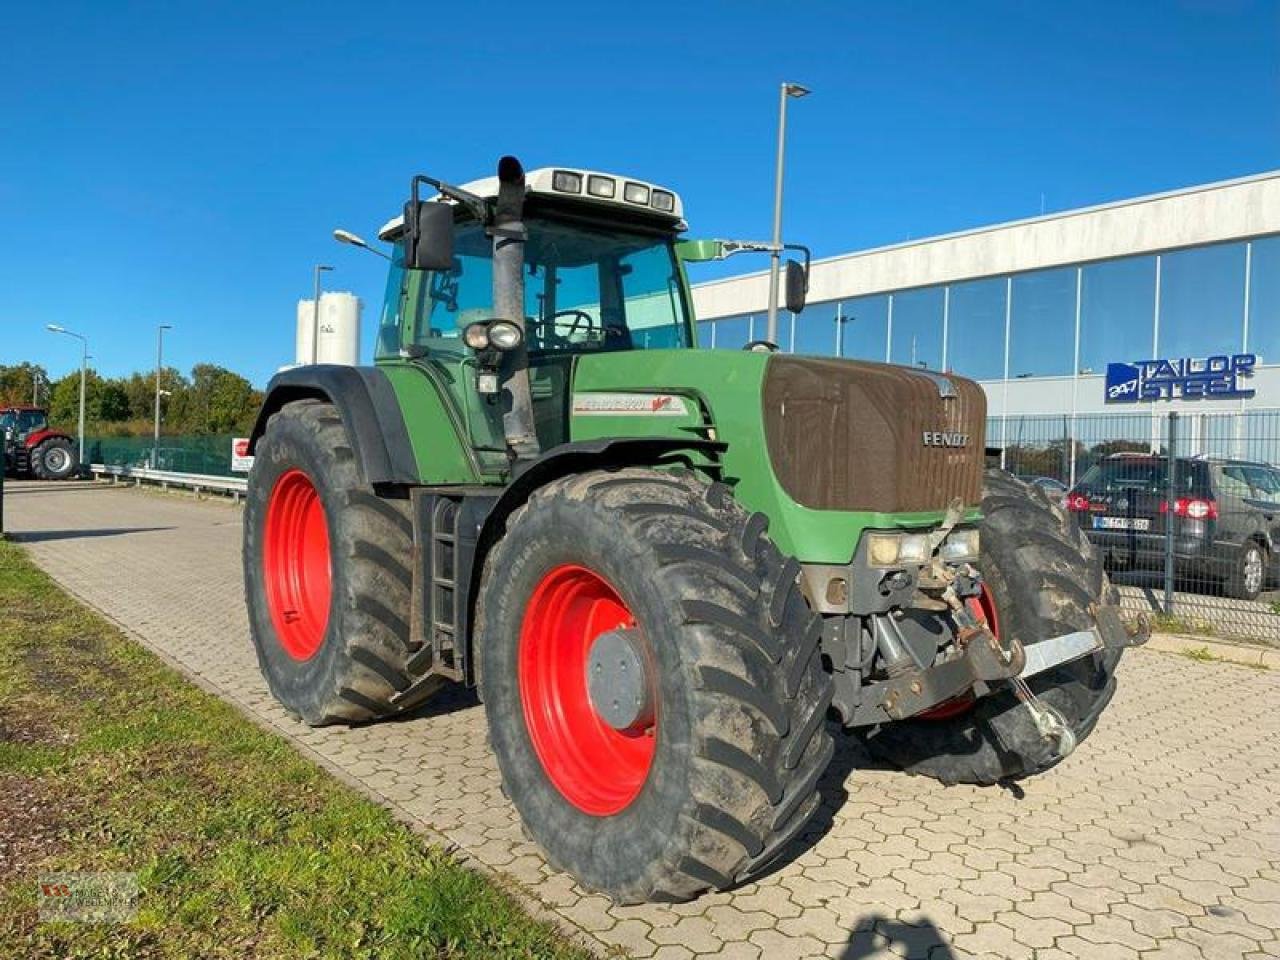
154,324,172,468
766,81,811,346
46,324,88,468
312,264,333,364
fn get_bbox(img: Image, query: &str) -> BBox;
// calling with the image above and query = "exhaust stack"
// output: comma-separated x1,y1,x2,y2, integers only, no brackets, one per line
491,156,540,460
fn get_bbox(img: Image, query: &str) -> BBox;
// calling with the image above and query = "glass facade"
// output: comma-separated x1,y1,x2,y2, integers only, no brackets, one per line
1157,243,1247,359
1247,235,1280,362
889,287,944,369
1079,255,1155,375
946,278,1006,381
1009,267,1076,378
839,294,889,361
697,234,1277,386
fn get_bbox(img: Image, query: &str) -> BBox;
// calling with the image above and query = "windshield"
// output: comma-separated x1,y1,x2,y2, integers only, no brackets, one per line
380,218,691,358
0,411,14,434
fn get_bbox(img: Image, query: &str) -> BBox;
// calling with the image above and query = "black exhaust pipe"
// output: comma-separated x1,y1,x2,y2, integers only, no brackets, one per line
492,156,540,460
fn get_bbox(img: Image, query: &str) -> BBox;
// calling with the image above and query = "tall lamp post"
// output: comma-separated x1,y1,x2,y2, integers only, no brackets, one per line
46,324,88,468
312,264,333,364
154,324,173,468
765,81,811,346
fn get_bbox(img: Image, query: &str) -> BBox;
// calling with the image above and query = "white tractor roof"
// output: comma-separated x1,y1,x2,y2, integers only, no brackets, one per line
377,167,685,241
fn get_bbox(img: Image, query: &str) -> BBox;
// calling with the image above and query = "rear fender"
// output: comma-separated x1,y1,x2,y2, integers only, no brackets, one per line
248,365,418,486
23,429,68,450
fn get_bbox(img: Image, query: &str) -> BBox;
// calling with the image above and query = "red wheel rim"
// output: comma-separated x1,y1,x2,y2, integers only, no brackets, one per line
518,564,656,816
918,584,1000,721
263,469,332,661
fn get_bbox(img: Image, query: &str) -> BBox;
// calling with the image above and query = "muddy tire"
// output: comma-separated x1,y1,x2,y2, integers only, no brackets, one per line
858,470,1122,785
478,468,834,903
244,399,443,726
30,438,77,480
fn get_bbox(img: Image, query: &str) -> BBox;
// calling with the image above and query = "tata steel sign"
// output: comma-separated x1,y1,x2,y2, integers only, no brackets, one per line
1104,354,1257,403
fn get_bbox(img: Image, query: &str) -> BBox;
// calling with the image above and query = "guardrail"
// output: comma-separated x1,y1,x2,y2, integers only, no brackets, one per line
90,463,248,501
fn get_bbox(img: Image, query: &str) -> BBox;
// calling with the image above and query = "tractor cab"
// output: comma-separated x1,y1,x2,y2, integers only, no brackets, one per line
374,168,699,463
1,406,48,442
372,165,807,472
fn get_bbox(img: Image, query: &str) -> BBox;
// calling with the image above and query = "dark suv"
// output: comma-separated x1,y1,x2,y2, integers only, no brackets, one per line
1066,454,1280,601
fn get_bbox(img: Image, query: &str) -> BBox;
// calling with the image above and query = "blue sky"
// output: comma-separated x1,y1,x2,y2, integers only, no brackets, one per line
2,0,1276,386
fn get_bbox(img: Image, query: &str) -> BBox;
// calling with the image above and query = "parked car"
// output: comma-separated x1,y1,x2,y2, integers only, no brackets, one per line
1066,453,1280,600
1017,474,1068,505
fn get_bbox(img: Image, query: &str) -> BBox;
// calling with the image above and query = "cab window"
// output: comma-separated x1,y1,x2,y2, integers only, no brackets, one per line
390,217,691,358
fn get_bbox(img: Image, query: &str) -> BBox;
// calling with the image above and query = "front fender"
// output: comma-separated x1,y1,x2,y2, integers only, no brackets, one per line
462,437,726,682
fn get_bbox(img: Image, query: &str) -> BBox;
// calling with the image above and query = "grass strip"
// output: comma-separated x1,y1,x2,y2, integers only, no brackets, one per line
0,539,589,960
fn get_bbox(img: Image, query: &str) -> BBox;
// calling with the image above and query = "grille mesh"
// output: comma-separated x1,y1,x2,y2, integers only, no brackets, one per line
761,357,986,513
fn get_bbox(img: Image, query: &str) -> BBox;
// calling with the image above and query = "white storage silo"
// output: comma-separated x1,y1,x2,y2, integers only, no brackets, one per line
295,299,316,365
295,292,362,366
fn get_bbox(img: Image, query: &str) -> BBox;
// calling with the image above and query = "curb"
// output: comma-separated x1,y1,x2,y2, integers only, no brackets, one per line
1143,632,1277,669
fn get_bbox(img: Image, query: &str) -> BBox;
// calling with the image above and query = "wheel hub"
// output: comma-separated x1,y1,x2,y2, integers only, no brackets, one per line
262,469,332,661
585,628,654,733
518,564,656,816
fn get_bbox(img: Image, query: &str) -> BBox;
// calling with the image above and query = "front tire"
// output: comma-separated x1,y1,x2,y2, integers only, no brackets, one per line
30,438,77,480
478,468,834,903
858,470,1122,785
244,399,443,725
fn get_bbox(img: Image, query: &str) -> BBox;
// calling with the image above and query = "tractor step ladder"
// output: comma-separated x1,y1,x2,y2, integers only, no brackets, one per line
400,494,465,700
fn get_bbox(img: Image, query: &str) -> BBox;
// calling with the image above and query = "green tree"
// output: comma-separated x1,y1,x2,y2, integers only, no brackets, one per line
0,362,51,407
176,364,261,435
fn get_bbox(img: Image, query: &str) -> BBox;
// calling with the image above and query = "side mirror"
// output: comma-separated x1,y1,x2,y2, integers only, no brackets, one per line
784,259,808,314
403,197,455,272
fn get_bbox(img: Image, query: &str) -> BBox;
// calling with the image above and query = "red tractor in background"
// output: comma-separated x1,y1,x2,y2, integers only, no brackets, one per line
1,407,78,480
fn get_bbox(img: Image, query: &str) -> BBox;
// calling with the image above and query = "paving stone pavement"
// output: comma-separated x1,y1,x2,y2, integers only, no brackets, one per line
6,479,1280,959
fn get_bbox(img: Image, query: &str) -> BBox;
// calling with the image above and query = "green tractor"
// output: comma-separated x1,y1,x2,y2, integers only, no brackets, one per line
243,157,1146,903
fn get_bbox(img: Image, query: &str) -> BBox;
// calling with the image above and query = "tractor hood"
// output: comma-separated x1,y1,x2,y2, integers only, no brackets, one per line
568,350,987,563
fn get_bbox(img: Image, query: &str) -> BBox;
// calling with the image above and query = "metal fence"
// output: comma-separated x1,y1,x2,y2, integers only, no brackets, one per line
79,414,1280,644
85,435,239,478
995,408,1280,644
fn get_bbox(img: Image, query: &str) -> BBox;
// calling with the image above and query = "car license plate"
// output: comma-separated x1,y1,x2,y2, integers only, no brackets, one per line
1093,516,1150,531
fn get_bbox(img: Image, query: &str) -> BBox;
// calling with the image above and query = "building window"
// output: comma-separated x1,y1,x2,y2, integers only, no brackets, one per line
696,319,716,349
1079,255,1156,374
1157,241,1246,359
1247,235,1280,363
1009,267,1076,378
838,294,890,361
945,278,1006,380
889,287,944,369
710,313,753,350
793,302,838,357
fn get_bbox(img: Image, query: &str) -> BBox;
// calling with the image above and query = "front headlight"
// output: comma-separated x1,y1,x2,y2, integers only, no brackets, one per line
940,528,981,562
898,534,930,564
867,533,903,566
488,320,524,351
866,532,930,567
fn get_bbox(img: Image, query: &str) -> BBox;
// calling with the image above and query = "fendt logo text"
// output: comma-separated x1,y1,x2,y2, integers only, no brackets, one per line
922,432,969,448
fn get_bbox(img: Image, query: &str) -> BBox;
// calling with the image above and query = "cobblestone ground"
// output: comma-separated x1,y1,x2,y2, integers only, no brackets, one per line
6,479,1280,959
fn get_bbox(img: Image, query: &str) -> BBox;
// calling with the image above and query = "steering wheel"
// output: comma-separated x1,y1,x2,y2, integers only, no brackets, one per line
551,309,597,339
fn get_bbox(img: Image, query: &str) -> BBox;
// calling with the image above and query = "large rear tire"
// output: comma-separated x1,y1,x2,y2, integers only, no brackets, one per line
479,468,834,903
244,399,443,725
858,470,1122,785
30,438,77,480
